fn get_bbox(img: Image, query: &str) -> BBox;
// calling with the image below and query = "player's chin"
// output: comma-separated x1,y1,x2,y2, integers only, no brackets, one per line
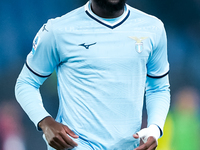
108,0,121,4
108,0,126,5
106,0,126,12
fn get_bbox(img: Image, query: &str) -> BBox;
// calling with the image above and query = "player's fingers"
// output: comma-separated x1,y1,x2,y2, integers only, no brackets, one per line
61,131,78,147
63,125,79,139
136,128,148,143
63,143,74,150
147,137,157,150
134,136,156,150
147,136,157,145
54,134,73,149
147,144,157,150
134,143,148,150
144,136,156,148
49,139,63,150
133,133,139,139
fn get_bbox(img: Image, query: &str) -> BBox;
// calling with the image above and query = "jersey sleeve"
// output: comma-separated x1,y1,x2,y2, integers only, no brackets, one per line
145,23,170,136
145,75,170,136
146,23,169,78
15,20,59,130
26,19,59,77
15,65,51,130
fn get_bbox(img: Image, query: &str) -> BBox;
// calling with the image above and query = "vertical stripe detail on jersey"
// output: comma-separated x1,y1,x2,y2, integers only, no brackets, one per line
147,71,169,78
85,10,130,29
25,62,51,78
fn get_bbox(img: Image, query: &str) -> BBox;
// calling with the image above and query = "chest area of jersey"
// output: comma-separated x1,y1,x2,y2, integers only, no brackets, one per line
58,31,153,69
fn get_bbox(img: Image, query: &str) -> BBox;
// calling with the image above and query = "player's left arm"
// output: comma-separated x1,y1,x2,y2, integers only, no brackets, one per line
134,75,170,150
134,21,170,150
133,75,170,150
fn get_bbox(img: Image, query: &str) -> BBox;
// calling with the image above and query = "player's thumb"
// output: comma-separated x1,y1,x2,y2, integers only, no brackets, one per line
63,125,79,138
133,133,139,139
134,128,148,143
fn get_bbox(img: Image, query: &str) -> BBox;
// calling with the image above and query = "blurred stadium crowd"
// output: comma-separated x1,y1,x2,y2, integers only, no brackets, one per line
0,0,200,149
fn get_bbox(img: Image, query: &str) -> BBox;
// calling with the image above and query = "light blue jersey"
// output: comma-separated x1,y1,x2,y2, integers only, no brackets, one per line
15,1,170,150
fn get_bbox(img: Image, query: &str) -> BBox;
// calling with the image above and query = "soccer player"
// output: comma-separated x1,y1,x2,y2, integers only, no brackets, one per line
15,0,170,149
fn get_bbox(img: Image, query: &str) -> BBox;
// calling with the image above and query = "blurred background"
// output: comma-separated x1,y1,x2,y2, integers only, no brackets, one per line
0,0,200,149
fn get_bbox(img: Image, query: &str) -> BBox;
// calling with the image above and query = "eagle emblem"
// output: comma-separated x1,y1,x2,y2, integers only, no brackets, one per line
129,37,149,53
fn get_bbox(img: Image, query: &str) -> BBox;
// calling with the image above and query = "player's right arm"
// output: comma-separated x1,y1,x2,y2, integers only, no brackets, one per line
15,64,78,149
15,19,78,149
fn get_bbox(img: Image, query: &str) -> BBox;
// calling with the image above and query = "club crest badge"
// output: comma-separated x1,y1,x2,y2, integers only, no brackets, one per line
129,37,149,53
32,34,40,55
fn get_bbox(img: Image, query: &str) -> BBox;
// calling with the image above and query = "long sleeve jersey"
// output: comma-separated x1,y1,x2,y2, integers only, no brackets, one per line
15,2,170,150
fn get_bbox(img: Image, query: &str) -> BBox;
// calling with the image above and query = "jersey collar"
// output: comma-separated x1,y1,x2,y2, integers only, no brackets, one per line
84,1,130,29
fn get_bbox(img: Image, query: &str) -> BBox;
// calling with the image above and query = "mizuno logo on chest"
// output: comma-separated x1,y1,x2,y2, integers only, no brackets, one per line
79,42,97,49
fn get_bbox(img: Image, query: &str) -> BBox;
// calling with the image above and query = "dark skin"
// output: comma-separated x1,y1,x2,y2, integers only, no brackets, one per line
39,116,78,150
133,134,158,150
91,0,125,18
39,0,157,149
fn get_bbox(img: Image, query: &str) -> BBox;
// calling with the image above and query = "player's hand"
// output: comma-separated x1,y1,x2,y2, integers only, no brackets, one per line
133,125,160,150
39,116,79,150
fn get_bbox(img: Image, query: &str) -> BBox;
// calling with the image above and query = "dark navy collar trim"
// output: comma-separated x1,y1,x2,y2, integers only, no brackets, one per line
85,10,130,29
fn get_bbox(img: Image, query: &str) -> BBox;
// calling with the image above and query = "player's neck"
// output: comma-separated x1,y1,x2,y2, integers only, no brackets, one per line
91,1,125,18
